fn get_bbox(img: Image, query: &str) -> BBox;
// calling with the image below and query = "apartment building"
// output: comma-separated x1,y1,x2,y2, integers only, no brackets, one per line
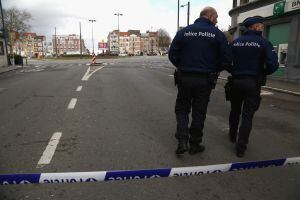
34,35,46,58
52,34,87,55
108,30,119,54
119,31,130,54
229,0,300,81
148,31,158,55
43,41,53,57
11,33,46,58
19,33,36,58
128,30,141,55
140,33,150,55
108,29,159,55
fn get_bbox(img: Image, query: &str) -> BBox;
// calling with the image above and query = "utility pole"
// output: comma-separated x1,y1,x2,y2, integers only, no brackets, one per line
187,2,190,26
114,13,123,54
88,19,96,53
177,0,180,31
54,27,58,58
79,22,82,59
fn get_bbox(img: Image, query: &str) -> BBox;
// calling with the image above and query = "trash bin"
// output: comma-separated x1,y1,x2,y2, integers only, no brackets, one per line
14,55,23,66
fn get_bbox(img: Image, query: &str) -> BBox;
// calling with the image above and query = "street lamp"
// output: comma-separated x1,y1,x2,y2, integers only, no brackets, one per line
88,19,96,53
181,1,190,26
114,13,123,54
177,0,180,31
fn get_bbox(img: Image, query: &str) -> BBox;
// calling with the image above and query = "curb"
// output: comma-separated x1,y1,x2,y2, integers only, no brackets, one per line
218,77,300,97
0,66,23,74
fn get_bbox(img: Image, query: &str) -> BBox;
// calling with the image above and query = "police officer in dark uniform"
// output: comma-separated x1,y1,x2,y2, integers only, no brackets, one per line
228,16,279,157
168,7,231,155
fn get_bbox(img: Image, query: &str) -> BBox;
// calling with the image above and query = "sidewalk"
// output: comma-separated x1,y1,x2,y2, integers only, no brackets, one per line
220,72,300,96
0,65,23,74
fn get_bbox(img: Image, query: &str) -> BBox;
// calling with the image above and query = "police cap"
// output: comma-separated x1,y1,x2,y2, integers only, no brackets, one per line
243,16,264,28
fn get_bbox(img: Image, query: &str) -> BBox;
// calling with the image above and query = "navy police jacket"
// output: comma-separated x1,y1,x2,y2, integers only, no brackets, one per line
230,30,279,76
168,17,231,73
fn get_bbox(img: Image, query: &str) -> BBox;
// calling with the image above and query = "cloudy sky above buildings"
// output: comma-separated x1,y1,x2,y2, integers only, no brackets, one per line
2,0,233,52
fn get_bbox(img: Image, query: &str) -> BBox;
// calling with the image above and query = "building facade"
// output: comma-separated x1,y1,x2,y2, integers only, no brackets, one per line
108,30,119,54
148,31,158,55
0,36,8,67
12,33,46,58
43,41,53,57
52,34,87,55
119,31,130,54
229,0,300,82
108,30,159,55
34,35,46,58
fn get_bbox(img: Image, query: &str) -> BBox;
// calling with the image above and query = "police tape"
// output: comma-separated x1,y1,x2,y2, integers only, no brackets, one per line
1,157,299,185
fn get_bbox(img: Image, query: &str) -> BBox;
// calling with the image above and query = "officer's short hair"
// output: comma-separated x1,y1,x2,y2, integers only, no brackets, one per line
200,7,217,18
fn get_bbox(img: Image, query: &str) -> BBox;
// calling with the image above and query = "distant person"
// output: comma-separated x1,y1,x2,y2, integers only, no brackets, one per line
226,16,279,157
168,7,231,155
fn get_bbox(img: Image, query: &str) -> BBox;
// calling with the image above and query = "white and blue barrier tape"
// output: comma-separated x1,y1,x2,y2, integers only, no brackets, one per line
1,157,299,185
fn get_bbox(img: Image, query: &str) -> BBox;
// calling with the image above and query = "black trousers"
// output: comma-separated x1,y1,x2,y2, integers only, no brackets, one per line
229,78,261,152
175,74,212,144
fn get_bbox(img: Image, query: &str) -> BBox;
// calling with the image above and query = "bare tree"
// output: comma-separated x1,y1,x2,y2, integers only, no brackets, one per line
157,28,171,50
2,7,31,54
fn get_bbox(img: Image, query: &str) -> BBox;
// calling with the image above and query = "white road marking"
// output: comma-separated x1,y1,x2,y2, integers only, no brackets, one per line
81,66,104,81
168,75,174,77
37,132,62,168
81,67,91,81
261,90,273,96
67,98,77,109
76,86,83,92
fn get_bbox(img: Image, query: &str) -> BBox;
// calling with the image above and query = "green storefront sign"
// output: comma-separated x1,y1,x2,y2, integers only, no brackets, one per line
273,1,286,15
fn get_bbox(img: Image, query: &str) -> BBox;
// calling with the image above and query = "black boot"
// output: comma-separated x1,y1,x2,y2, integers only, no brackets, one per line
236,144,246,158
176,140,188,155
189,143,205,155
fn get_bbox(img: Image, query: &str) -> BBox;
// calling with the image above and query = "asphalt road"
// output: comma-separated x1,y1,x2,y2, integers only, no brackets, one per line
0,56,299,200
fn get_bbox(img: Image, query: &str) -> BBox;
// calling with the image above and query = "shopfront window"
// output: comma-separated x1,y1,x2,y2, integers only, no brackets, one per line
267,22,291,76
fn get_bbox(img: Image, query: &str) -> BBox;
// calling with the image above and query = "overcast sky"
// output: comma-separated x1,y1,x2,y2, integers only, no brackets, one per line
2,0,233,52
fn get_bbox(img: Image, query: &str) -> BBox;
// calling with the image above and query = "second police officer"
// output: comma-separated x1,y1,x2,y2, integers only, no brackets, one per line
226,16,279,157
169,7,231,155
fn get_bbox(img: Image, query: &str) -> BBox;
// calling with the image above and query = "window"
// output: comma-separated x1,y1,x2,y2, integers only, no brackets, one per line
0,41,4,55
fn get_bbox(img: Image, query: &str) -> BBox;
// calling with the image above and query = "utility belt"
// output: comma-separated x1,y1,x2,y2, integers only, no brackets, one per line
224,74,266,101
174,69,219,89
232,74,266,87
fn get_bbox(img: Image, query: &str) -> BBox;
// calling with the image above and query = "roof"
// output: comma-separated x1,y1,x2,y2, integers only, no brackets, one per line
119,32,130,37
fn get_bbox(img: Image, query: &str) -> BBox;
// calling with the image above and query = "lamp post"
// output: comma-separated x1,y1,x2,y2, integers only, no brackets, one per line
88,19,96,53
177,0,180,31
114,13,123,54
181,1,190,26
